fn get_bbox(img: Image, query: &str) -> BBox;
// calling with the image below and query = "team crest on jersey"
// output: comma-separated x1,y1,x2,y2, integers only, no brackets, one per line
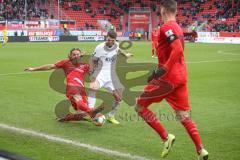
165,30,174,37
165,29,178,43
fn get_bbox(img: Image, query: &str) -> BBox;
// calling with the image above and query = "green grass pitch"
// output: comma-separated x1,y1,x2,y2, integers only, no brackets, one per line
0,41,240,160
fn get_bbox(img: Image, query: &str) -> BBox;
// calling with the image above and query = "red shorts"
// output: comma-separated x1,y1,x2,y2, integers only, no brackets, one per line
66,85,88,110
152,42,158,49
137,79,190,111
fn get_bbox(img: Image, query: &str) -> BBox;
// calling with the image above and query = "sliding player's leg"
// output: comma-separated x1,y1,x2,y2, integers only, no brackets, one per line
71,94,104,118
88,79,101,108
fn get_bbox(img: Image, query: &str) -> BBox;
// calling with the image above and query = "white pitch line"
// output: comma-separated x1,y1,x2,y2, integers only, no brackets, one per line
0,59,240,76
220,52,240,56
0,123,150,160
218,50,240,56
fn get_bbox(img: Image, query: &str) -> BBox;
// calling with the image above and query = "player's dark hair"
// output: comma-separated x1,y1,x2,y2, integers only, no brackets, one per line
160,0,177,13
107,30,117,39
70,48,81,54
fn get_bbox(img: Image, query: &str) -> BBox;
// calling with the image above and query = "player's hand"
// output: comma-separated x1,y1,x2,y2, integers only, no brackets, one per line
147,70,156,83
24,67,35,71
147,67,167,83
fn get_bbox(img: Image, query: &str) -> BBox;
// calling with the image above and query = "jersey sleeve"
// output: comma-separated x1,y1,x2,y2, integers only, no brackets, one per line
92,45,101,58
160,25,183,71
54,60,67,68
115,42,120,54
161,25,178,44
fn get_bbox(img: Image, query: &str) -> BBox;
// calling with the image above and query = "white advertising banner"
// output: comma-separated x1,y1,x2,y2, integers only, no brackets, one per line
29,36,60,42
0,30,27,36
70,31,102,36
197,36,240,44
196,32,240,44
197,32,219,42
78,36,104,41
117,37,130,41
197,32,219,38
210,37,240,44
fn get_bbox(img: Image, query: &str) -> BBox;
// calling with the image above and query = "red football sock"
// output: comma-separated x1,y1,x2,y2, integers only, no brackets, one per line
72,100,92,113
139,107,168,141
181,117,203,152
63,112,84,121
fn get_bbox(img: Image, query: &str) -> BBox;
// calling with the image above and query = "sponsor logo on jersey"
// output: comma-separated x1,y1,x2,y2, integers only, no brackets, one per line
105,57,116,62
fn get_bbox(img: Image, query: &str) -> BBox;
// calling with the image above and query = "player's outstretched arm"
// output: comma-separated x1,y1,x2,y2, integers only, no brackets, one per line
24,64,57,72
118,49,133,58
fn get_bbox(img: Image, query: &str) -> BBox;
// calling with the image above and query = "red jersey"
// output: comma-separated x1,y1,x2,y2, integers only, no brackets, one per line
55,59,89,87
157,20,187,84
151,30,159,42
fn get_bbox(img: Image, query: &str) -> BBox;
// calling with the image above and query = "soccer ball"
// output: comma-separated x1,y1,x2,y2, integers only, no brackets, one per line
93,113,106,126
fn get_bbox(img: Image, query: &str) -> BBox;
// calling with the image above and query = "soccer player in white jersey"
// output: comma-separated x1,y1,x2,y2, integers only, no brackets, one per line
88,30,132,124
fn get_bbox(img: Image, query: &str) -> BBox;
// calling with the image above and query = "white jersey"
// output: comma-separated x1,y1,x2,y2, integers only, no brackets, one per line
92,42,119,74
91,42,123,91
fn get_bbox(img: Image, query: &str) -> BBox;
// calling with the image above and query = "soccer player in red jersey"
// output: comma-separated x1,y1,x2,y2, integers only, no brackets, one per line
135,1,209,159
25,48,103,122
151,27,159,58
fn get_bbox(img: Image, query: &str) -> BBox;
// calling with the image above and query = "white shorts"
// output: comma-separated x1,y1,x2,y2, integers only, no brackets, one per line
96,72,124,92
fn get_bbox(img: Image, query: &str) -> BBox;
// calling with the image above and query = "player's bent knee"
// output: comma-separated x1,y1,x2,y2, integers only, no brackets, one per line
72,94,82,102
70,95,82,109
175,110,190,121
136,97,149,109
135,104,145,113
134,105,140,113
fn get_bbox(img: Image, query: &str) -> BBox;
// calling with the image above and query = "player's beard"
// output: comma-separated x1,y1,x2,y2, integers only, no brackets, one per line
71,57,81,65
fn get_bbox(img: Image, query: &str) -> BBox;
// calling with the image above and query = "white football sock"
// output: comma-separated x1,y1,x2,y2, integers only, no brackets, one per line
88,90,96,109
108,101,121,118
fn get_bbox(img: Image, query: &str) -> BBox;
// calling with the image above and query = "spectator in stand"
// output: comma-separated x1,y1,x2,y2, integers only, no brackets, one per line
21,30,24,36
0,0,49,20
64,23,68,32
129,31,134,40
14,30,18,36
144,31,149,41
3,0,239,33
137,32,141,40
